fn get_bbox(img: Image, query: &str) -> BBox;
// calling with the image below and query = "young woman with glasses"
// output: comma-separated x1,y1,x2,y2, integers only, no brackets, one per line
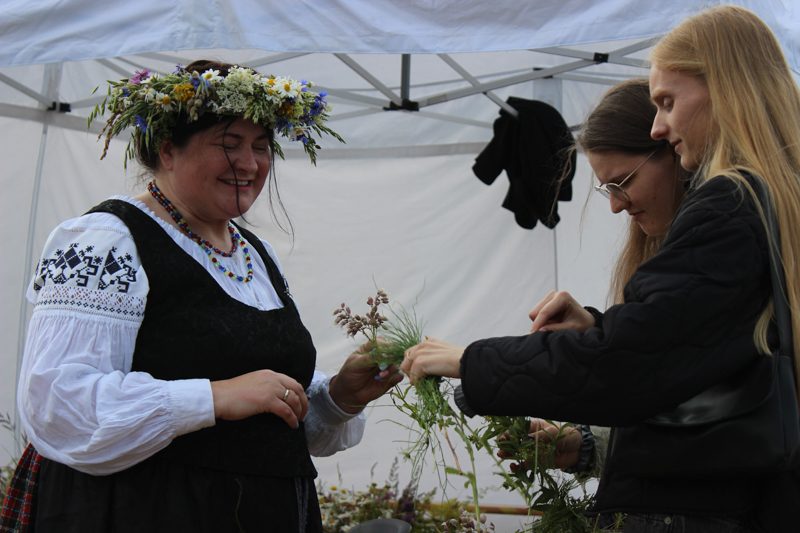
495,79,689,485
402,6,800,531
504,78,690,479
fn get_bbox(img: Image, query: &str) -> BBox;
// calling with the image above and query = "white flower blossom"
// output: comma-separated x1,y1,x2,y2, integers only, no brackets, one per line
274,77,302,98
201,69,222,84
154,91,173,111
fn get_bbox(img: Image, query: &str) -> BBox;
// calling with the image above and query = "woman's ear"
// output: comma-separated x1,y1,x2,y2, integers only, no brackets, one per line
159,140,175,171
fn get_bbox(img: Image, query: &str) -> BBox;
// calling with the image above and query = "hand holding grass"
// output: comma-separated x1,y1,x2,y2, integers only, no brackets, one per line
497,418,582,471
400,338,463,384
329,345,404,414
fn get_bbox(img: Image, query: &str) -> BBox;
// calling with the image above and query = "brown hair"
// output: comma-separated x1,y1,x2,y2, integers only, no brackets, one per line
576,79,687,303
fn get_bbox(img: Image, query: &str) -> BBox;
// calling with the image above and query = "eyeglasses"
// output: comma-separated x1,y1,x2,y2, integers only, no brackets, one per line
593,150,658,202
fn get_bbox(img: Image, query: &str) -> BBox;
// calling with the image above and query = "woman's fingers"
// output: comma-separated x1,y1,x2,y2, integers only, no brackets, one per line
529,291,592,332
282,380,309,421
401,338,463,384
211,370,309,428
530,291,571,332
528,290,556,331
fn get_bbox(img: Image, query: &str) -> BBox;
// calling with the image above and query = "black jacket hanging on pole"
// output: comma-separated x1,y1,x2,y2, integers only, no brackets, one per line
473,97,576,229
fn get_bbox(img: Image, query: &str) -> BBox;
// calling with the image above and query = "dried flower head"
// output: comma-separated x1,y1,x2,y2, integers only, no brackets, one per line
333,290,391,339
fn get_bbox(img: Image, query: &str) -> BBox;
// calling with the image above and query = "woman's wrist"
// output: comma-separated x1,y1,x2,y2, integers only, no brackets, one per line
583,306,604,328
328,374,366,415
563,425,595,474
453,384,477,417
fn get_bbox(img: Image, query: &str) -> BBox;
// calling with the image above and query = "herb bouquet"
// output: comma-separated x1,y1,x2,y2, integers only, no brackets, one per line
333,290,453,485
332,290,600,533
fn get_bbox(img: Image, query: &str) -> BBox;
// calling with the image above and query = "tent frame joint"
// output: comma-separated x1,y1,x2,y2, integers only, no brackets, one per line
47,101,71,113
384,98,419,112
592,52,609,64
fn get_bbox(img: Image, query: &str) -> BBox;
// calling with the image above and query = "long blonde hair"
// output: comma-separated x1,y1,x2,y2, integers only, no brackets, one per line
652,6,800,383
576,79,685,303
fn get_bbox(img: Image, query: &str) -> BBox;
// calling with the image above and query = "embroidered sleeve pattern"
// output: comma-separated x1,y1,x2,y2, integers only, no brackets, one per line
18,212,215,474
29,216,146,322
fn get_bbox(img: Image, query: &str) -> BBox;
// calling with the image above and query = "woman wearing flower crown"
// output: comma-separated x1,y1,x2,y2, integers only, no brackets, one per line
14,60,400,532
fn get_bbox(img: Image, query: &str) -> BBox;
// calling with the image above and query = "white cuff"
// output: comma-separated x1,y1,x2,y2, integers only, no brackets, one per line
311,376,362,425
166,379,217,436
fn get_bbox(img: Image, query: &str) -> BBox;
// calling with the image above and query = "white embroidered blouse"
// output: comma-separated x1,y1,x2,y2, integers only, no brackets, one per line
17,196,364,476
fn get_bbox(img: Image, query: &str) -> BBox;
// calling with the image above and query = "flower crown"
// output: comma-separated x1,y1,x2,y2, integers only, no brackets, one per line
89,65,344,167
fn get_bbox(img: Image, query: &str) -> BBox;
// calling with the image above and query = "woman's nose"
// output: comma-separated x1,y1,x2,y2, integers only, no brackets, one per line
609,194,628,214
651,114,667,141
236,147,259,173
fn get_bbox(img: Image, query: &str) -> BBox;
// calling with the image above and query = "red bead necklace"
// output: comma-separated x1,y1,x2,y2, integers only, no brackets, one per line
147,181,254,283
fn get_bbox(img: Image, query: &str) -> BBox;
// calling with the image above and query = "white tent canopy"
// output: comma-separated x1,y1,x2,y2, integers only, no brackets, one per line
2,0,798,523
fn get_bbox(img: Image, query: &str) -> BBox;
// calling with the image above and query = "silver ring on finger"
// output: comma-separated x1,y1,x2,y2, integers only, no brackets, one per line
282,388,290,402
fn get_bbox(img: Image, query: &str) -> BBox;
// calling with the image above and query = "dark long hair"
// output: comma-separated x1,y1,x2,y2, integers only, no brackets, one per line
577,78,686,303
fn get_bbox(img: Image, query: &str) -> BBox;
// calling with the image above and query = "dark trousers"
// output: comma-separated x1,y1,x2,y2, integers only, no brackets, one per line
622,513,755,533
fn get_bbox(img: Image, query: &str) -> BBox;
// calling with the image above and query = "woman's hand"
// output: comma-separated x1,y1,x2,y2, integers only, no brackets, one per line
329,344,404,414
498,419,582,471
529,290,594,333
401,337,464,385
211,369,308,429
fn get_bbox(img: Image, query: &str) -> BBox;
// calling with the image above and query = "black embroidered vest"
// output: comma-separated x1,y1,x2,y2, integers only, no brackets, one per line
88,200,317,478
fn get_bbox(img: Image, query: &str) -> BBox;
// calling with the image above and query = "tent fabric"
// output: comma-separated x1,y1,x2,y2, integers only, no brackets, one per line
2,1,799,524
1,1,797,68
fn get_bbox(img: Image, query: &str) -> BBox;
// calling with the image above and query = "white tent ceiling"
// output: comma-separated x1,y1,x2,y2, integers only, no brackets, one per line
2,0,798,522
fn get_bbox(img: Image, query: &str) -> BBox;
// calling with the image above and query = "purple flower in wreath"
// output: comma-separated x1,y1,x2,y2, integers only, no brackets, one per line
129,69,150,85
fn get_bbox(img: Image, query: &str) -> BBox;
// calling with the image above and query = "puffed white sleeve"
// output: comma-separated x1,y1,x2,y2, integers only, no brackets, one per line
17,213,216,475
304,371,366,456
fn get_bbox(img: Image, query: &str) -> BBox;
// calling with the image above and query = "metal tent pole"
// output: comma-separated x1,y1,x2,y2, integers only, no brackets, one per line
13,63,61,453
532,78,564,291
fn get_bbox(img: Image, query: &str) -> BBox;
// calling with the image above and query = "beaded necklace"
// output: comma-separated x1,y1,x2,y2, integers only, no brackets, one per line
147,180,254,283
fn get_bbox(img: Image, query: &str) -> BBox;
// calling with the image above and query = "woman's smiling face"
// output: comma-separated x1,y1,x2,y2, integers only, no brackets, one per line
159,118,272,223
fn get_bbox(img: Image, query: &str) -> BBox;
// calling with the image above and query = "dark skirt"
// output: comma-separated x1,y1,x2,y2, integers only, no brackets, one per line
35,458,322,533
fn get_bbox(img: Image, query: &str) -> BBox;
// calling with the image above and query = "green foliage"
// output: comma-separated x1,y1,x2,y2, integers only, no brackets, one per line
334,291,607,532
334,291,452,488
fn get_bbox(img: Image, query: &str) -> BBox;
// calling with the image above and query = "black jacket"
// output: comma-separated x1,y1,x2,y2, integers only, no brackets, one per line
472,97,575,229
458,176,779,516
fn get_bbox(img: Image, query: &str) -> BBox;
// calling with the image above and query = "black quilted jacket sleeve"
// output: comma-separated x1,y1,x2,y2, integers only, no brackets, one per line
459,176,771,427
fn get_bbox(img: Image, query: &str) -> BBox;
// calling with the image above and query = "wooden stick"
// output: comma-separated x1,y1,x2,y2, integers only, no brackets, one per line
426,502,540,517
